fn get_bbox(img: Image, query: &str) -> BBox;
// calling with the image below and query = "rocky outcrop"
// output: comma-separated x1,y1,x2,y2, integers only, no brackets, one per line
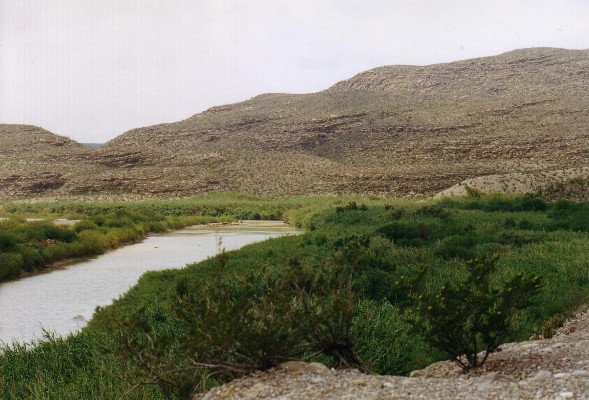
436,167,589,198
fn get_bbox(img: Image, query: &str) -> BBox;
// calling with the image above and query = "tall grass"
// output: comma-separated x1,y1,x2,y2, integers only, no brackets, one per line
0,331,162,399
3,194,589,399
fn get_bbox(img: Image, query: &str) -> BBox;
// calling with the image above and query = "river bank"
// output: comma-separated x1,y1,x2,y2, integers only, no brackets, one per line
7,220,286,282
0,221,298,344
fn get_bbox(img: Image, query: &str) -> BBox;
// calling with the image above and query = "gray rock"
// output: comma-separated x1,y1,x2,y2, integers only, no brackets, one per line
531,370,553,381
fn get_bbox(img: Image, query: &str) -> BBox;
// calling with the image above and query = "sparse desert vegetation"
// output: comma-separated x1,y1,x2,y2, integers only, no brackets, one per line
1,48,588,200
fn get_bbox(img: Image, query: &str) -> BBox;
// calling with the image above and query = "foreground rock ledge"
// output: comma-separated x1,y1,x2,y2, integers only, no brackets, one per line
195,310,589,399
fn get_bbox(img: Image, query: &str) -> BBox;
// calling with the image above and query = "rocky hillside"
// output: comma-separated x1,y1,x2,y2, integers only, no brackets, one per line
0,125,91,197
328,47,588,97
1,48,588,199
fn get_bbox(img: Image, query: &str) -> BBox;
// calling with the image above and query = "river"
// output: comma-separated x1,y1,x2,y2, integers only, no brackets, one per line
0,221,298,345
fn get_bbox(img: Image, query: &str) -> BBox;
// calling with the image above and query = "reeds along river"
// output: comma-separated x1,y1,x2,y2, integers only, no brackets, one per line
0,221,298,345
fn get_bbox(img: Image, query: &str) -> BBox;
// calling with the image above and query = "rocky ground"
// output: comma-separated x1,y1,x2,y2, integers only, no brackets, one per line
195,309,589,399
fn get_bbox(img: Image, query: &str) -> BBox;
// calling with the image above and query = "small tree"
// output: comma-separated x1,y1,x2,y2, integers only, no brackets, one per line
401,258,541,371
286,263,365,371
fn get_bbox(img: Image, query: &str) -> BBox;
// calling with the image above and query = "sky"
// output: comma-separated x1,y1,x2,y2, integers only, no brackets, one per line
1,0,588,143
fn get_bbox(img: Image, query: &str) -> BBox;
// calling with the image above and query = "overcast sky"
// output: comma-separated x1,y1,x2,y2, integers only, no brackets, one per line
1,0,588,143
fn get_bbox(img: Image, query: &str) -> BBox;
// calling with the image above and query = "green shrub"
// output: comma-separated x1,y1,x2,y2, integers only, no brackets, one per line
434,235,477,260
0,252,23,279
352,300,437,375
537,313,567,339
105,228,139,247
0,231,18,251
377,222,423,246
28,222,77,243
336,202,368,212
77,230,109,254
73,219,99,233
16,246,43,271
41,242,71,263
118,253,363,398
400,258,541,370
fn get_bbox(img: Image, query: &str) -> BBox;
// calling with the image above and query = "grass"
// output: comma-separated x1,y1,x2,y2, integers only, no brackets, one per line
2,193,589,398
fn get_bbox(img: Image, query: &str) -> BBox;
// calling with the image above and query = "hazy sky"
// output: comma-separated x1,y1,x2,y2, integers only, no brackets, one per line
1,0,588,143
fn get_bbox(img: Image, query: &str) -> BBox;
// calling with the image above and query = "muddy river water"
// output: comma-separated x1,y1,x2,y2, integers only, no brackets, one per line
0,221,298,345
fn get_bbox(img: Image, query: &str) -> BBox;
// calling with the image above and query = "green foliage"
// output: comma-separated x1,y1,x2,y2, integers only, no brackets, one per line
401,258,541,370
118,252,362,398
0,230,18,251
0,331,161,400
16,245,44,271
464,184,482,198
536,313,567,339
4,193,589,398
548,201,589,232
434,235,477,260
285,262,363,370
73,219,99,233
352,300,439,375
378,222,422,246
0,252,23,280
335,201,368,212
439,194,547,212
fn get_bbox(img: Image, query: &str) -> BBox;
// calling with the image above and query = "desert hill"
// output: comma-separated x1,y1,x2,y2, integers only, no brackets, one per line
1,47,588,199
328,47,588,96
0,125,92,196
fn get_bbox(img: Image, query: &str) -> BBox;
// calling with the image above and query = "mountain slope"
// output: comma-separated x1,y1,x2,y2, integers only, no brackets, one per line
0,125,94,196
1,48,588,198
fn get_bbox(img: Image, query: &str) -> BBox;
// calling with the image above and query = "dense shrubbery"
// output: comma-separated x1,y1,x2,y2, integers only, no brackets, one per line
3,194,589,399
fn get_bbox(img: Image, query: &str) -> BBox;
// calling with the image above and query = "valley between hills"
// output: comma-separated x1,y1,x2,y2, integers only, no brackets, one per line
1,47,588,201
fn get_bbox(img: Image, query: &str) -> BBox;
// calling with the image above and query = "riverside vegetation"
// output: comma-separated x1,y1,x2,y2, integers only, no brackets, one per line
0,192,329,281
1,193,589,399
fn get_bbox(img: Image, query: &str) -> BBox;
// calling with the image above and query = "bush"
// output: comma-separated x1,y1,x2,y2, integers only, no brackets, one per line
29,223,77,243
336,202,368,213
0,252,23,280
352,300,437,375
537,314,567,339
400,258,541,370
105,228,139,247
0,231,18,252
73,219,99,233
16,246,43,271
77,230,109,255
119,252,363,398
377,222,423,246
435,235,477,260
